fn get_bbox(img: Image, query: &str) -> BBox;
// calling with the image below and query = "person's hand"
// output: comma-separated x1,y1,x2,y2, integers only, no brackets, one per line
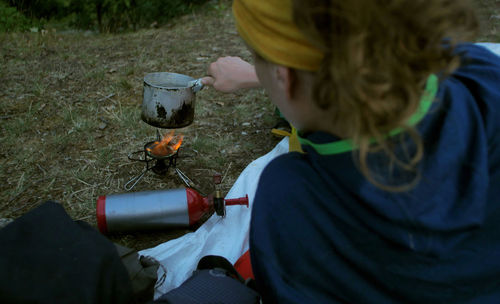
201,56,260,93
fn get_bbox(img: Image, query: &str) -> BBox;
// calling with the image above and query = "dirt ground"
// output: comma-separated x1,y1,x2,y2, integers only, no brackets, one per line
1,0,499,251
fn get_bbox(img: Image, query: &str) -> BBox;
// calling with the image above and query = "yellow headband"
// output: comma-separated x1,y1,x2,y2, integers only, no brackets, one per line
232,0,324,72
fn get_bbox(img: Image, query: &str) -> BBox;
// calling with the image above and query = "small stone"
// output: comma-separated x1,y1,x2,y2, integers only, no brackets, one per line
98,122,107,130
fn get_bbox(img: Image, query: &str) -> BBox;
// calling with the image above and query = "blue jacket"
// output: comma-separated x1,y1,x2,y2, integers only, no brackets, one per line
250,43,500,303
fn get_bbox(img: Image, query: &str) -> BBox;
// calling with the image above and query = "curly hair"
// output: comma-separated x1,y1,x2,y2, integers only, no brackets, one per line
292,0,479,191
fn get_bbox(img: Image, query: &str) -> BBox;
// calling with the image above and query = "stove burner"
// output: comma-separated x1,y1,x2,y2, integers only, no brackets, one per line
124,141,179,191
145,140,179,160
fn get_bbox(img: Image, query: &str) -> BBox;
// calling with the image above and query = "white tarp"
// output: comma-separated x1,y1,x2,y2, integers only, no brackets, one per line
140,43,500,299
477,42,500,56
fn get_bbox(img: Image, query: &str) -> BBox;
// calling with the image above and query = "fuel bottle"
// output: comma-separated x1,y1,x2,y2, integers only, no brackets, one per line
96,187,249,234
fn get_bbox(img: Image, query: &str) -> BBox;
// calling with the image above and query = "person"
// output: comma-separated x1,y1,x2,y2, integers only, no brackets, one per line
225,0,500,303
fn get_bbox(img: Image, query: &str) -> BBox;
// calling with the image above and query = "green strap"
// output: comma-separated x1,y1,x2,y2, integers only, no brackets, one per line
298,74,439,155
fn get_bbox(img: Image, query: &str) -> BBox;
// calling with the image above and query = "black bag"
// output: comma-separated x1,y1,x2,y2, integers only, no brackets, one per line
154,255,260,304
0,201,135,304
0,201,161,304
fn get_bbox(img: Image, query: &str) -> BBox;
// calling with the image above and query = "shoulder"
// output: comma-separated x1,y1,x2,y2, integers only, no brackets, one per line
455,43,500,61
434,43,500,133
254,152,315,207
251,150,343,238
437,43,500,137
259,152,310,182
447,43,500,88
251,151,322,226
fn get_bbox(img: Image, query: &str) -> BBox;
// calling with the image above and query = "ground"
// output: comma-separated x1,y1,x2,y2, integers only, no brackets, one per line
1,0,499,250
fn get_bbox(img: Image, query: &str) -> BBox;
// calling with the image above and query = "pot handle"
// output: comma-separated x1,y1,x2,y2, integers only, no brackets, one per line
188,78,204,93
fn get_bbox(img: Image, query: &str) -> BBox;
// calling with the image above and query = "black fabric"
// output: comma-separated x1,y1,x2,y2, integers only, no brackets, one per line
154,256,260,304
196,255,245,282
0,201,134,304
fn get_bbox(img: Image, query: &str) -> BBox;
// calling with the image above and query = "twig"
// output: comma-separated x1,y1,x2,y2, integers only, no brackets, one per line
16,172,25,192
97,92,115,102
118,162,138,167
36,163,47,175
74,177,93,187
69,187,92,197
221,161,232,184
73,193,85,202
76,215,93,221
5,191,24,208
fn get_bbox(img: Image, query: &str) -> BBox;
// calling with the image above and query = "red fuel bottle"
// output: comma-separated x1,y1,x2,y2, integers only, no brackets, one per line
96,187,249,234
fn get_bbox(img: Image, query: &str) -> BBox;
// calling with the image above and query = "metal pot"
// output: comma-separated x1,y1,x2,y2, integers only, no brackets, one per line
142,72,203,128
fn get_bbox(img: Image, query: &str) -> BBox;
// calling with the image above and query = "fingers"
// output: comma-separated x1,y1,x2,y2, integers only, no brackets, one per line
207,61,218,77
202,61,219,87
202,56,253,92
201,76,215,86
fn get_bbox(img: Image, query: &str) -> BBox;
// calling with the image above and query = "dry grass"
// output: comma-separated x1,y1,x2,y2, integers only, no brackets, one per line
1,0,499,250
474,0,500,41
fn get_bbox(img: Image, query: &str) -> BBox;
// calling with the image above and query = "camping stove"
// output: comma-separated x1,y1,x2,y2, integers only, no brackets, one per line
124,132,193,191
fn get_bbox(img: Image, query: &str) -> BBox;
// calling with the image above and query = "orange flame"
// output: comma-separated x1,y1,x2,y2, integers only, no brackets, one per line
146,131,184,157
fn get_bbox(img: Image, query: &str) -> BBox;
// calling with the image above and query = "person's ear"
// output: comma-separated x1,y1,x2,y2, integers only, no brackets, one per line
276,66,297,101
